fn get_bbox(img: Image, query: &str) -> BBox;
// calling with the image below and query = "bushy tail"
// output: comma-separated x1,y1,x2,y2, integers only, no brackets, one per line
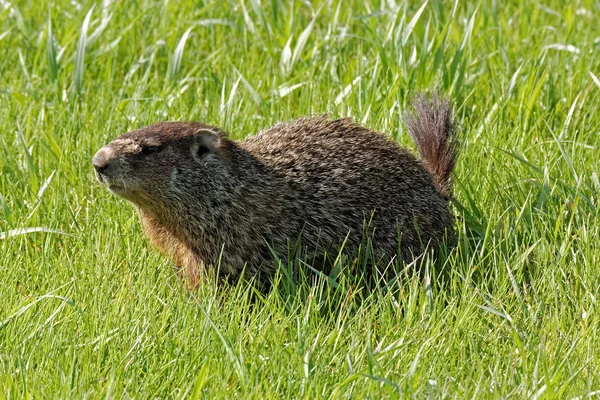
404,93,459,200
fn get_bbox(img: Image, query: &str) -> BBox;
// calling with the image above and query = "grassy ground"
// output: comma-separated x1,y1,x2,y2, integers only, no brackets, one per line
1,0,599,397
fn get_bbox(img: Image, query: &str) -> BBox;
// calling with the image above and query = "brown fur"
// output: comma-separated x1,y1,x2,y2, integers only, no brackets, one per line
404,94,458,199
92,95,459,287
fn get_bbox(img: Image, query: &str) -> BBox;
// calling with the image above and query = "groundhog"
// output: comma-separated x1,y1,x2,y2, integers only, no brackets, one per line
92,94,458,287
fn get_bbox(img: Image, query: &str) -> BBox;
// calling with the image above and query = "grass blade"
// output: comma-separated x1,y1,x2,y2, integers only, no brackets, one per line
73,5,95,95
0,30,10,42
170,26,194,82
402,0,428,46
335,76,362,105
239,0,256,34
290,6,323,72
47,16,58,83
590,71,600,91
232,65,261,106
16,122,35,174
279,35,293,75
558,92,580,140
0,227,71,240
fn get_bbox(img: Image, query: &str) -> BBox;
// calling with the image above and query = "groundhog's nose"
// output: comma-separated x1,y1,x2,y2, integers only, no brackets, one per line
92,147,112,174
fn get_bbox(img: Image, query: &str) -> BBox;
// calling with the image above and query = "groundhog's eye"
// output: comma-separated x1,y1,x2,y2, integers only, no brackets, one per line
141,146,161,155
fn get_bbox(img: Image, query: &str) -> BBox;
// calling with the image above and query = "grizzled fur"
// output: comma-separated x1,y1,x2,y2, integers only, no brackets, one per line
404,94,458,200
93,96,458,287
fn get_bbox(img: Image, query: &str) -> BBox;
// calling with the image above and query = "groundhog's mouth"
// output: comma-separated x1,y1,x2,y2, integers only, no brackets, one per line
94,169,109,185
106,184,125,192
106,184,137,200
95,171,128,194
104,181,132,195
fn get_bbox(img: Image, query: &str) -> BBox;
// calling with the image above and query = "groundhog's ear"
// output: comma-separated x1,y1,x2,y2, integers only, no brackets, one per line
192,129,222,160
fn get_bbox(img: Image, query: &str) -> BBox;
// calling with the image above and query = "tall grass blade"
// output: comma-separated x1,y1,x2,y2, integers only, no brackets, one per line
239,0,256,34
0,30,10,42
47,16,58,83
279,35,293,74
335,76,362,105
558,92,580,140
86,0,113,45
590,71,600,91
0,227,71,240
402,0,428,46
16,123,35,175
290,6,323,72
233,66,261,106
170,26,194,82
73,5,95,95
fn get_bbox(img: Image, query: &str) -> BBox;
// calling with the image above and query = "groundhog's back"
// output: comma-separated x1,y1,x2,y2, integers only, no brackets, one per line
240,116,454,260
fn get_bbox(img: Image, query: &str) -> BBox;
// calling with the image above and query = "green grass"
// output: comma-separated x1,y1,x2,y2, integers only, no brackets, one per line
1,0,599,397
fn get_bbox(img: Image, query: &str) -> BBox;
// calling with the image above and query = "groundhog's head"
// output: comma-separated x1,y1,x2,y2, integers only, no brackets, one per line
92,122,233,210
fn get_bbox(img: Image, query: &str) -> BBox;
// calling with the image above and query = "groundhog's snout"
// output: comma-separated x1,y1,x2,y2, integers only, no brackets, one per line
92,146,120,188
93,148,113,173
